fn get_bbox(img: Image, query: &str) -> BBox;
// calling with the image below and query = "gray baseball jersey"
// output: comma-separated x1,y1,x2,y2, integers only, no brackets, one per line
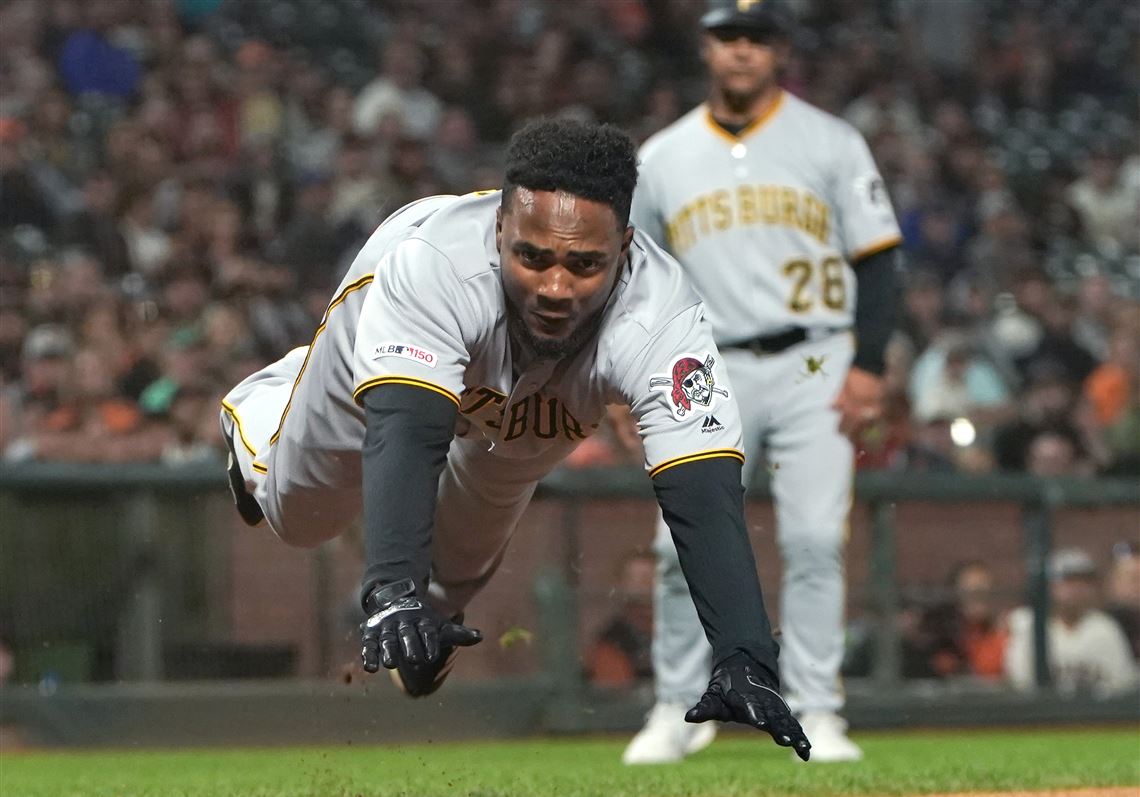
631,91,902,344
223,191,744,548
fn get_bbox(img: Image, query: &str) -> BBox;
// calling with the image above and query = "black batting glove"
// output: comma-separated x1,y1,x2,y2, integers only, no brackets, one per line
686,652,812,761
359,578,482,673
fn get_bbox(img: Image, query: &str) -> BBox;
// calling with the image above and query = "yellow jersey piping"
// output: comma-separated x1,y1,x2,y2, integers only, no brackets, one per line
649,448,745,479
267,274,375,447
703,90,785,144
220,399,258,458
353,376,461,408
850,234,903,263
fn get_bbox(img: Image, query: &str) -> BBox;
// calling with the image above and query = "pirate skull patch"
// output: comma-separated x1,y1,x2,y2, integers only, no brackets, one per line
649,353,730,419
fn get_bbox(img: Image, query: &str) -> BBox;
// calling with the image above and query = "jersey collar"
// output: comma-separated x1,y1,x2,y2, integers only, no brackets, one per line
704,89,785,144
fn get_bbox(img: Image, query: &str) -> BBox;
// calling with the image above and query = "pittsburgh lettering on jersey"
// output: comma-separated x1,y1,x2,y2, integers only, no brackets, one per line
665,185,830,254
459,387,588,442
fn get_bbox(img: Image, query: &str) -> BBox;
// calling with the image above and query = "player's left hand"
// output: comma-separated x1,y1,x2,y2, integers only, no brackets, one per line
832,366,884,441
685,652,811,761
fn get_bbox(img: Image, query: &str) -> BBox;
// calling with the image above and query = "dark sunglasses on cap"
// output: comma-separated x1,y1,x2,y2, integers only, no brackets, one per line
708,26,779,45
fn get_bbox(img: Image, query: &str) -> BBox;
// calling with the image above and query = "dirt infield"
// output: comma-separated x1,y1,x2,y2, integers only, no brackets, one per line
921,790,1138,797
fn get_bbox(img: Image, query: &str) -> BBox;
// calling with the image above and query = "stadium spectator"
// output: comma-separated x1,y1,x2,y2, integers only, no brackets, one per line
280,59,339,178
275,171,341,295
586,550,655,688
56,2,141,102
3,324,70,457
1016,294,1099,386
843,596,950,681
60,170,130,277
0,118,55,232
232,41,283,149
1098,389,1140,476
327,135,392,239
25,86,93,187
909,332,1013,428
16,346,166,463
119,186,172,278
353,40,442,141
1005,547,1137,697
1066,149,1140,254
155,381,220,466
993,361,1080,471
901,203,970,285
967,197,1035,293
431,107,481,193
1024,428,1089,477
1105,541,1140,660
1084,316,1139,428
898,269,946,354
925,561,1010,680
1071,274,1117,361
226,140,293,253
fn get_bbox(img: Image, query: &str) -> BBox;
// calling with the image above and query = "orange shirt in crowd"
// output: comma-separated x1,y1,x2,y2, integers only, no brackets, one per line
588,641,638,687
42,400,142,434
1084,364,1131,425
960,620,1009,679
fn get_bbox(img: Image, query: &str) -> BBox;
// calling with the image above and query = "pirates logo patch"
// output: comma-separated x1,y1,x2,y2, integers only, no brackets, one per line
649,353,730,419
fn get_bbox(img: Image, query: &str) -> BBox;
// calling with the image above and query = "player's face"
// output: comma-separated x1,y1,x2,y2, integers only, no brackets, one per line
702,28,785,105
497,188,633,358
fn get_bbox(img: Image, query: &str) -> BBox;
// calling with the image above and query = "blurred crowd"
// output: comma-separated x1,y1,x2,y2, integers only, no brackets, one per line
589,541,1139,695
1,0,1137,473
841,542,1140,696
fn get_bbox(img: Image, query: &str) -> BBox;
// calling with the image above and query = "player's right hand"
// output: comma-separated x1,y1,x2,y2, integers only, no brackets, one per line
685,652,812,761
359,579,482,673
832,366,884,440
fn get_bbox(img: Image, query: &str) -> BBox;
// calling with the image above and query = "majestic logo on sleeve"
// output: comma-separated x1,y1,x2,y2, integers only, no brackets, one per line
649,354,729,419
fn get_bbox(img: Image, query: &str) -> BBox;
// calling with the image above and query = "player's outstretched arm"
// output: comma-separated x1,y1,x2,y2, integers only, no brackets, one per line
653,456,811,760
356,384,482,679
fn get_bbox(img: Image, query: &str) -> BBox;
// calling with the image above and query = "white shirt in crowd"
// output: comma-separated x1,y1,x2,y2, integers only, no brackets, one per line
1004,606,1137,698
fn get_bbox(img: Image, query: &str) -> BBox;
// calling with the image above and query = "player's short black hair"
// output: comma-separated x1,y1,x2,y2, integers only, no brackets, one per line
501,119,639,228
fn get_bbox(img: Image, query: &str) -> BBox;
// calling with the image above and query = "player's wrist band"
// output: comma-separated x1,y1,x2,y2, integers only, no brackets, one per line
364,597,425,627
363,577,417,614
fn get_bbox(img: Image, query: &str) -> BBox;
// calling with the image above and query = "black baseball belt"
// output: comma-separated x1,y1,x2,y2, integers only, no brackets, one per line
724,326,849,356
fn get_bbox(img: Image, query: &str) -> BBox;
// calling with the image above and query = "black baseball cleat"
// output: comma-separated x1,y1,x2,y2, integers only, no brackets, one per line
388,614,465,698
223,426,265,527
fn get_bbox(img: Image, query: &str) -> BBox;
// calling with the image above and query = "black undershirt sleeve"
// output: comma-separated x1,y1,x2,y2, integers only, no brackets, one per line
653,455,780,682
851,245,903,376
358,384,458,609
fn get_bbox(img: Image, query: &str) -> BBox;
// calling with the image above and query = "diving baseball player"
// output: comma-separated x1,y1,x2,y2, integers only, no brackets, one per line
624,1,902,764
220,119,810,758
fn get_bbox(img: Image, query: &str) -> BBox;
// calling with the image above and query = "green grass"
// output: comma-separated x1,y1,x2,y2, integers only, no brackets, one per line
2,727,1137,797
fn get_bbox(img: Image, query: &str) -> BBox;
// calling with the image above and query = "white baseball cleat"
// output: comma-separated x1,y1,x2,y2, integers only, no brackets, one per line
796,712,863,762
622,702,717,765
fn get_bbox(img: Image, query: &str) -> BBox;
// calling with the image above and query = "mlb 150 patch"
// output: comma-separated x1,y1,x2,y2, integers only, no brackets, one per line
372,342,438,368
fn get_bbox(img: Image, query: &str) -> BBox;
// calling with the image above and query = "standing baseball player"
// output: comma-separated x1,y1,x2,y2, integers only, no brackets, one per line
220,119,810,758
624,0,902,764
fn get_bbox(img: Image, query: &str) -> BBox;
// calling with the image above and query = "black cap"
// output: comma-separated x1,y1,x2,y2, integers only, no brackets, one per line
701,0,786,36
